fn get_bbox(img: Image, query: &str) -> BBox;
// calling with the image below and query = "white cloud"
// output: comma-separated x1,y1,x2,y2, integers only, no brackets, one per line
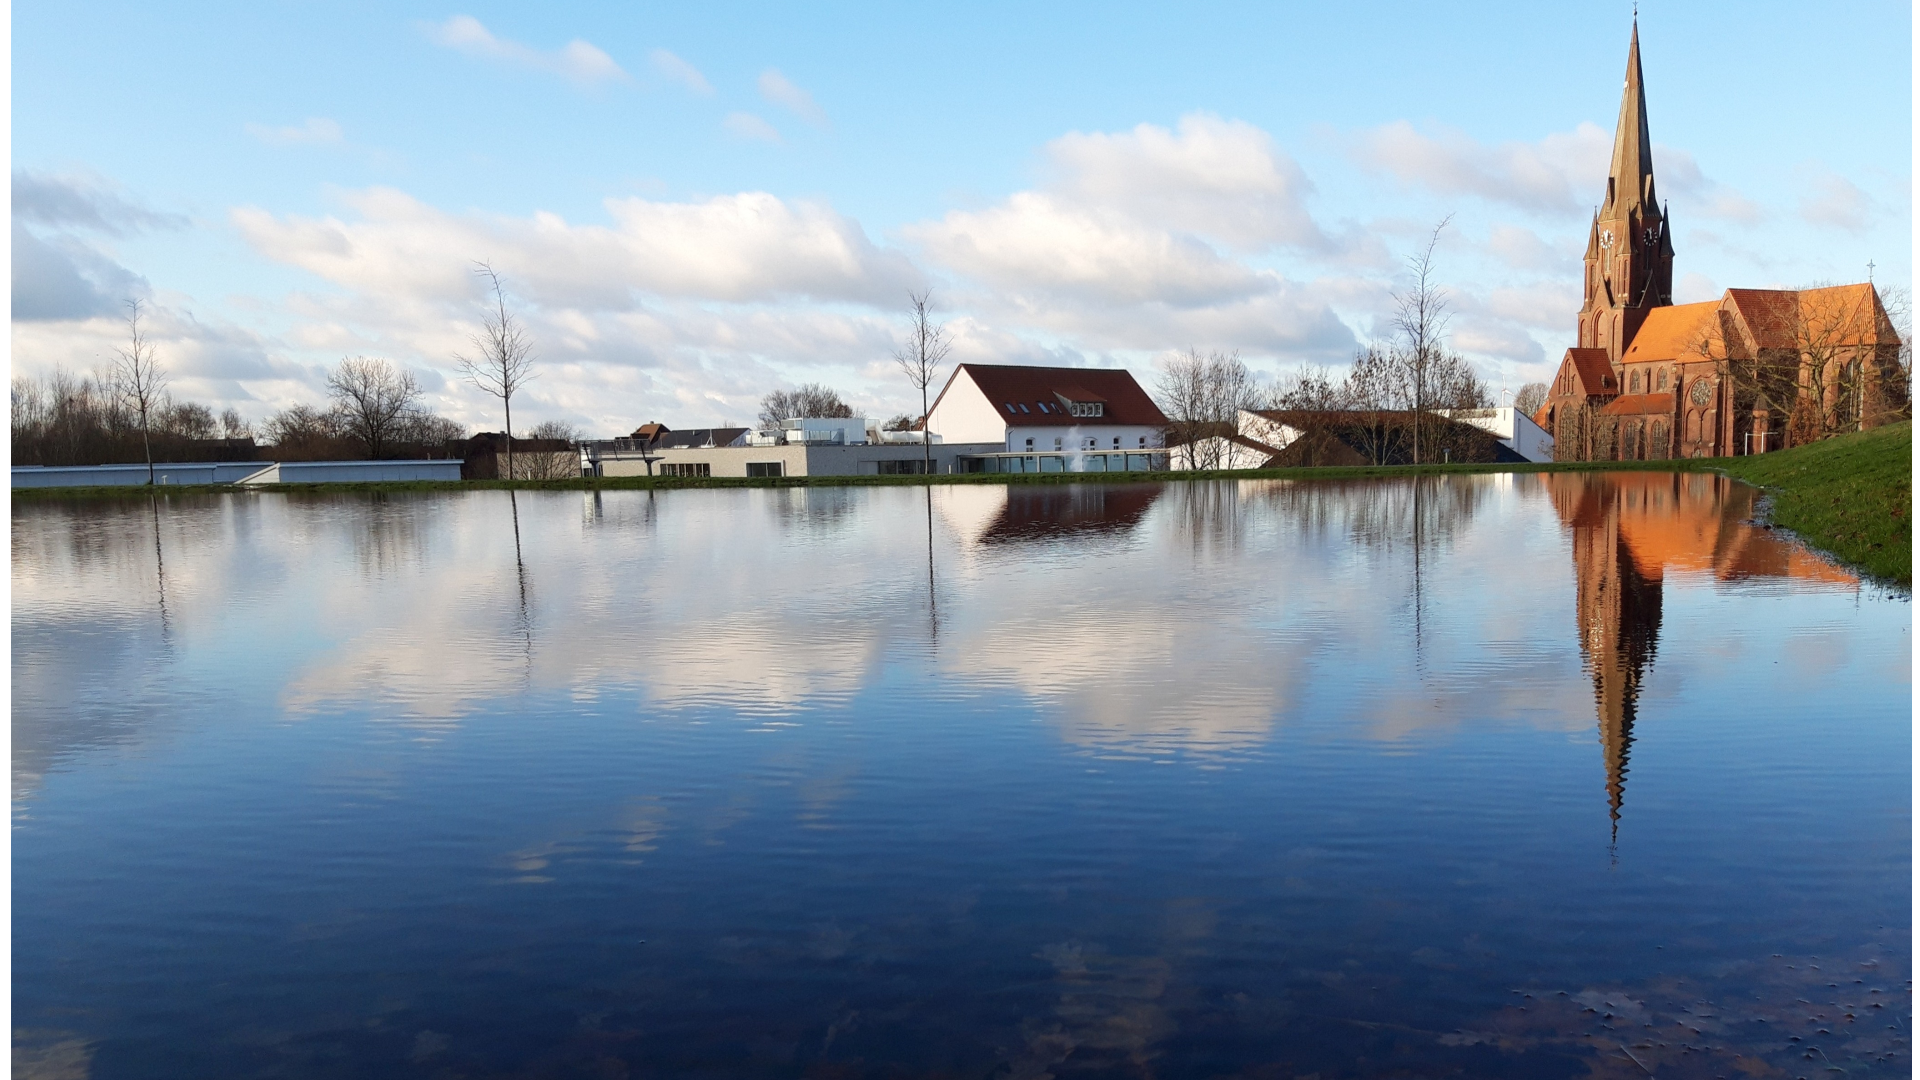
1045,113,1333,252
11,171,186,322
244,118,345,146
723,112,782,144
1349,120,1609,215
757,69,826,126
13,169,188,234
649,49,712,95
1348,120,1767,238
903,112,1357,360
1799,172,1876,233
422,15,627,87
1484,224,1561,271
914,193,1271,308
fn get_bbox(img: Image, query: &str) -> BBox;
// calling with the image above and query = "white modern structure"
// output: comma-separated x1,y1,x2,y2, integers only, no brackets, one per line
925,364,1170,474
1438,407,1555,463
11,459,463,489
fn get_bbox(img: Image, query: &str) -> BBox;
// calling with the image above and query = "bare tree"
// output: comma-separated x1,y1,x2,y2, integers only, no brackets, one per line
326,356,421,459
1391,216,1455,464
109,299,168,484
1269,364,1342,411
1513,382,1550,418
1426,351,1493,411
893,290,952,476
1341,344,1408,465
1156,347,1257,470
457,262,537,480
759,383,854,426
219,407,253,441
1880,282,1913,412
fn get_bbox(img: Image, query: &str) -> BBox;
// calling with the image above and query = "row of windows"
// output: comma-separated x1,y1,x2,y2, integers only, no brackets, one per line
1002,400,1104,418
1627,367,1672,394
659,462,710,477
1020,435,1150,451
745,462,784,478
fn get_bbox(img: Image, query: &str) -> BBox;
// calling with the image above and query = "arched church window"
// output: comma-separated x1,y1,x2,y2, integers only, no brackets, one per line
1630,370,1642,393
1657,369,1668,391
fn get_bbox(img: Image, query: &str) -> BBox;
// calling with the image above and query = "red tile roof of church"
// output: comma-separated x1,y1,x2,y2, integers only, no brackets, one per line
1566,348,1618,395
1599,393,1675,416
1620,301,1719,363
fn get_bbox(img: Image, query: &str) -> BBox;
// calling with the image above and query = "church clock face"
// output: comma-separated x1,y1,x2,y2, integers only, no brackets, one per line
1689,378,1713,407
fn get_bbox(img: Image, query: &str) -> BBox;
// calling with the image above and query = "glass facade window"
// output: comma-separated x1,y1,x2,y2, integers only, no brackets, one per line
745,462,784,478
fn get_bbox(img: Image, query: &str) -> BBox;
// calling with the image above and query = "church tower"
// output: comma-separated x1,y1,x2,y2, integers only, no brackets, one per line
1578,22,1674,365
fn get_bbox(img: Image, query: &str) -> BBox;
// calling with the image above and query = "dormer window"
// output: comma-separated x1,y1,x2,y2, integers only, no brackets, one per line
1066,401,1104,417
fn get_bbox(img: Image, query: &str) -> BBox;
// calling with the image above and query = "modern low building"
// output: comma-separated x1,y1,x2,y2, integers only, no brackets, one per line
1438,407,1555,463
582,422,998,478
10,459,464,488
925,364,1170,474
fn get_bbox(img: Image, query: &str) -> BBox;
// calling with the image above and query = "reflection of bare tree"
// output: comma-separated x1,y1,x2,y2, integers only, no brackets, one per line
349,493,428,579
923,486,938,641
767,486,859,532
1242,476,1490,556
508,490,533,682
1166,479,1243,553
148,494,172,641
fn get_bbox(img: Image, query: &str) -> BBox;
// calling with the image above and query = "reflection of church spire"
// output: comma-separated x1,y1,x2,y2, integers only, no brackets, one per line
1562,476,1661,843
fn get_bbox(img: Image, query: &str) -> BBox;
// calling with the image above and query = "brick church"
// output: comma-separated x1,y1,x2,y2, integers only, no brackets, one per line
1537,24,1906,461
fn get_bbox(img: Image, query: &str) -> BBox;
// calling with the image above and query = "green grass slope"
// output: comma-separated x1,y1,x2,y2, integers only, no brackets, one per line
1717,420,1911,588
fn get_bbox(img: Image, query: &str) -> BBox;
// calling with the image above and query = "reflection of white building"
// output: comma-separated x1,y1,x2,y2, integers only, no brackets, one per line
926,364,1170,474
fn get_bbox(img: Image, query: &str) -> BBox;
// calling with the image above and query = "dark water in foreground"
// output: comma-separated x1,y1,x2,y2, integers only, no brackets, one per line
12,473,1911,1079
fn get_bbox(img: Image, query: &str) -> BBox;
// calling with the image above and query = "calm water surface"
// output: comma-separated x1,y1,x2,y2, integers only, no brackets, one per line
12,474,1911,1078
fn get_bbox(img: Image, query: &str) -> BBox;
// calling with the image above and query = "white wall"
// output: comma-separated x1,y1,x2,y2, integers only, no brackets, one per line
925,369,1008,444
1001,425,1161,454
1442,407,1554,463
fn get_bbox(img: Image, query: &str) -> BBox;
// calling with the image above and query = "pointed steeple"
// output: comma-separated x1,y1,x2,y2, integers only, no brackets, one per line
1605,21,1657,215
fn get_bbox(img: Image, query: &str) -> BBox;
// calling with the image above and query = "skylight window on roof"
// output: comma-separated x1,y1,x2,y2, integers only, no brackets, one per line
1018,403,1029,413
1004,403,1016,414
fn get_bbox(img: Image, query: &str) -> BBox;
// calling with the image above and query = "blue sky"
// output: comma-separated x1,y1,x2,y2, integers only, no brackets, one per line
12,0,1913,434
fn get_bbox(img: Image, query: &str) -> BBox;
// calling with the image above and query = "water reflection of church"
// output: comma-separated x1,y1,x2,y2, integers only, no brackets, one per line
1545,473,1855,837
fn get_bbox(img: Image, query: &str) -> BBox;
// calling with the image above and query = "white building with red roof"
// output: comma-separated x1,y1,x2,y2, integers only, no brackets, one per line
927,364,1170,474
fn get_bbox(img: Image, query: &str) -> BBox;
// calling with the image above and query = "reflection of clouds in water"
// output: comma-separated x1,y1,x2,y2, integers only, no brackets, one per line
15,472,1869,771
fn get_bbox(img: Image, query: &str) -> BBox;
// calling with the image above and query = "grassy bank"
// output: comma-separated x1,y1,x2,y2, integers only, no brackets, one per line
16,425,1910,585
1714,420,1910,588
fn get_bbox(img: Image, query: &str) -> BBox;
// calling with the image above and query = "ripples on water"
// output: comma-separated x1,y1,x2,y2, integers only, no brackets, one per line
11,473,1910,1078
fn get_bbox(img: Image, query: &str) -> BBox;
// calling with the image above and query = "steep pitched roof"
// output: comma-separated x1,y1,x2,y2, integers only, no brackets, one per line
1556,348,1619,397
934,364,1169,427
1605,21,1658,216
1620,301,1720,363
1726,284,1894,352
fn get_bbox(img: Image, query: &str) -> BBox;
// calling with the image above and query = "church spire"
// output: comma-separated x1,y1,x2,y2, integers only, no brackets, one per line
1605,20,1657,215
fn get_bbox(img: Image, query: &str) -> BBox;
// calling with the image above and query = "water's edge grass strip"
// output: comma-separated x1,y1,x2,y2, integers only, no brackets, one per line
16,421,1909,586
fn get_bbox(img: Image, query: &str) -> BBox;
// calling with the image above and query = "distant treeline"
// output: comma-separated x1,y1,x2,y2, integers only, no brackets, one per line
10,370,471,466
